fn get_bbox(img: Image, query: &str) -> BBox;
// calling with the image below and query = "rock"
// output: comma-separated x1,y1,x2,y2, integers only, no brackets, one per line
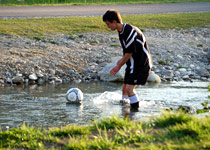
55,78,62,83
74,79,82,84
68,69,75,74
0,28,210,84
183,75,190,80
24,79,29,84
16,73,22,77
29,73,38,81
147,71,161,83
178,68,187,73
0,78,4,84
36,70,44,78
49,69,55,75
12,76,24,84
5,72,12,78
38,78,45,84
98,57,126,82
6,78,13,84
163,70,174,80
49,80,55,84
207,48,210,60
177,105,197,114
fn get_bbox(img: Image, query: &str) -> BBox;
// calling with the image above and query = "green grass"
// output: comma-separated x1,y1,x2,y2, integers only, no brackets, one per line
0,12,210,39
1,0,210,6
1,112,210,149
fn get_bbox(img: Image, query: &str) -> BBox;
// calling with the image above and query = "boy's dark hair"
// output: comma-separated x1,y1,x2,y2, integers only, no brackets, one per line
103,10,122,23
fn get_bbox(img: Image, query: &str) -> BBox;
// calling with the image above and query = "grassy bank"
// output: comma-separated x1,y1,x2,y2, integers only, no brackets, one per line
0,12,210,39
0,112,210,149
0,0,210,6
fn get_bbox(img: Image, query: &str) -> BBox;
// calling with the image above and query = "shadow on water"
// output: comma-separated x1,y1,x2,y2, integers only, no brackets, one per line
0,81,209,130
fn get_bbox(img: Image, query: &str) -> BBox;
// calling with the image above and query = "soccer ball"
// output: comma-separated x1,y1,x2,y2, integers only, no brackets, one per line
66,88,83,103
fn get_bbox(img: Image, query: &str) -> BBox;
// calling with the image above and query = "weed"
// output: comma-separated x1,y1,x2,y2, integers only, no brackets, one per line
178,65,188,69
109,43,120,47
49,125,89,138
0,123,44,149
158,60,166,65
1,112,210,149
152,111,192,128
91,116,133,131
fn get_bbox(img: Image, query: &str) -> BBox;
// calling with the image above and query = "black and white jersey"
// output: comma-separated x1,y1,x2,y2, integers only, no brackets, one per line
118,24,152,73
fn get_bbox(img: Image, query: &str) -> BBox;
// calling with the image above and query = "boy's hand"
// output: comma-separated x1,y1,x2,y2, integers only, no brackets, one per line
110,65,121,76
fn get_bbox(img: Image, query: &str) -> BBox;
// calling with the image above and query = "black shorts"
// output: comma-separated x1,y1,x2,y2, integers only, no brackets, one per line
124,66,151,85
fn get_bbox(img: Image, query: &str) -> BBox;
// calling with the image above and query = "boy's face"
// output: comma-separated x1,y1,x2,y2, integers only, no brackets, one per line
104,20,117,31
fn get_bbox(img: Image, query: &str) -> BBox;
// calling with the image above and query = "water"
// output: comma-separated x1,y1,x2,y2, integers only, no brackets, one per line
0,81,209,130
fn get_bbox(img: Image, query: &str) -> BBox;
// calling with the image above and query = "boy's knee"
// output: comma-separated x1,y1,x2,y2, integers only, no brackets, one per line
126,86,134,96
122,84,127,95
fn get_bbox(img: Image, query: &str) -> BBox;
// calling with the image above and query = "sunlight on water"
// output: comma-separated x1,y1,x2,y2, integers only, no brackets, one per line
0,81,209,130
92,91,121,104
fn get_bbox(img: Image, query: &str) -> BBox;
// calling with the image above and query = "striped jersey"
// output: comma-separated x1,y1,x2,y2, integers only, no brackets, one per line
118,24,152,73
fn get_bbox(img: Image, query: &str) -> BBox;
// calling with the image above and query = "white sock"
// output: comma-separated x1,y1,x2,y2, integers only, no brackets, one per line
122,95,129,100
129,94,139,104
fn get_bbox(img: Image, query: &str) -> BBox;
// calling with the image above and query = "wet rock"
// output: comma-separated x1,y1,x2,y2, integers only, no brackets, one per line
49,69,55,75
0,78,5,86
12,76,24,84
0,28,209,84
148,71,161,83
98,57,126,82
183,75,190,80
5,72,12,78
177,105,197,114
36,70,44,78
178,68,187,75
68,69,75,74
38,78,45,84
29,73,38,81
207,48,210,60
55,78,62,83
163,70,174,81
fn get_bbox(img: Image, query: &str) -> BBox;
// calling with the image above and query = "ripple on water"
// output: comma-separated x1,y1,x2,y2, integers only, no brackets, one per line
0,81,209,130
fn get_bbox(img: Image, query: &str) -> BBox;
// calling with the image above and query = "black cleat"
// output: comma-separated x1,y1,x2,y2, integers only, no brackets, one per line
130,102,139,111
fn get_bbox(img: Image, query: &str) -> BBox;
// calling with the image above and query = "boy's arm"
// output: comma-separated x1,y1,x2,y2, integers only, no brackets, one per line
110,53,132,76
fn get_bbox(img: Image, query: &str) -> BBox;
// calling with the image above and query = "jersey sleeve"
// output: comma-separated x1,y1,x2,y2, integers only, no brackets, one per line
122,25,137,53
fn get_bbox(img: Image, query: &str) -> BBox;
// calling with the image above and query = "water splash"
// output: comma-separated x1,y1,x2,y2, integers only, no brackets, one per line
92,91,121,104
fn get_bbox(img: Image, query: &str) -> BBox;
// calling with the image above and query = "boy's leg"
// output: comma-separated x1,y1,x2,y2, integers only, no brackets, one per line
122,84,128,99
120,84,129,104
126,84,139,109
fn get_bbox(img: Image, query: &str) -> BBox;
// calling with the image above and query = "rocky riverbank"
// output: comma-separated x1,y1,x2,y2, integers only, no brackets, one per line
0,27,210,86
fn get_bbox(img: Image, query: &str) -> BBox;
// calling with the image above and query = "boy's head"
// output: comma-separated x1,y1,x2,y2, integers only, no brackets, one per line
103,10,122,24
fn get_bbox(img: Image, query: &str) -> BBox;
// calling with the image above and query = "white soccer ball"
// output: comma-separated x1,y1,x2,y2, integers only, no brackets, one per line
66,88,83,103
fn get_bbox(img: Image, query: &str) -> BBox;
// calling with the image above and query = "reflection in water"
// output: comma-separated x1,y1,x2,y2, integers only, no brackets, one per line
0,81,209,130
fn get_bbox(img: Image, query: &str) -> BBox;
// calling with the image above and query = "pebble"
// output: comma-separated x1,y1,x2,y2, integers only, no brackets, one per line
0,27,209,85
29,73,38,81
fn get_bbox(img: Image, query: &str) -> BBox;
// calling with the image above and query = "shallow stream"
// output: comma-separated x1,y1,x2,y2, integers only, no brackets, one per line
0,81,209,130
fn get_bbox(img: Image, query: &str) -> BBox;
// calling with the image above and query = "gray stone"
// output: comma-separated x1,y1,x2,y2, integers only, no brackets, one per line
38,78,45,84
163,70,174,79
178,68,187,73
183,75,190,80
5,72,12,78
98,57,126,82
148,71,161,83
29,73,38,81
68,69,75,74
12,76,24,84
36,70,44,78
207,48,210,60
55,78,62,83
49,69,55,75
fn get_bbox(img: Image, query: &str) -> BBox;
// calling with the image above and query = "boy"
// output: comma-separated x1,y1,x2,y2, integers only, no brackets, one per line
102,10,152,109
